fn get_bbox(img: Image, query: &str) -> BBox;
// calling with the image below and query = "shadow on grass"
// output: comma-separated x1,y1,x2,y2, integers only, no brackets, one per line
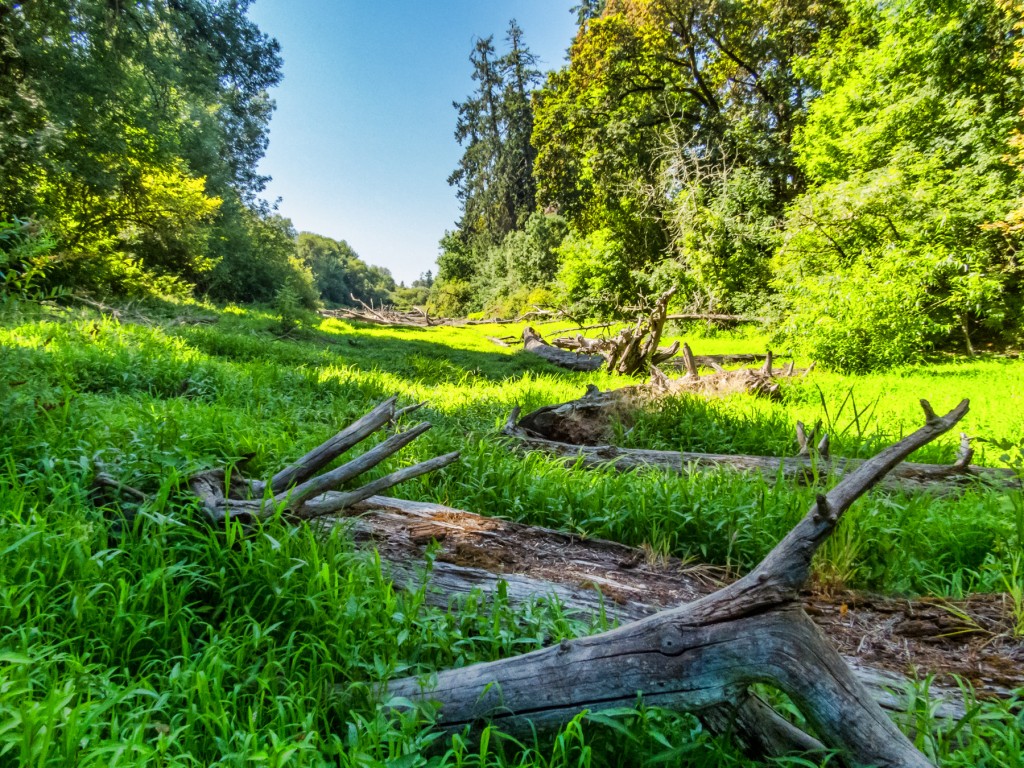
174,314,564,385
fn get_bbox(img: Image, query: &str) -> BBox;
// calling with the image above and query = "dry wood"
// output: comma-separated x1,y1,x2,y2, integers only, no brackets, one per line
383,401,982,766
665,351,793,371
505,401,1017,494
521,326,605,371
547,288,680,376
666,312,766,324
321,494,1020,707
509,377,798,451
184,398,459,524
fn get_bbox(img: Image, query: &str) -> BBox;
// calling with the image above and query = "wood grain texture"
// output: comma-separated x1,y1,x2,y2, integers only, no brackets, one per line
380,401,982,767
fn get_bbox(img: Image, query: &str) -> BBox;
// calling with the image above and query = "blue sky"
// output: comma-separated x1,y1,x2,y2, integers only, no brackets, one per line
247,1,579,285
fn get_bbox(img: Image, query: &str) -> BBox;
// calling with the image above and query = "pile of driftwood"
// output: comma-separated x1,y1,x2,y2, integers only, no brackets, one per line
515,288,801,388
320,298,437,328
94,398,1022,766
503,385,1017,494
522,327,806,400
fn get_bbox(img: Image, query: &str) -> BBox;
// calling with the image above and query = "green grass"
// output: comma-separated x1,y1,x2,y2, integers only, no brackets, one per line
0,299,1021,766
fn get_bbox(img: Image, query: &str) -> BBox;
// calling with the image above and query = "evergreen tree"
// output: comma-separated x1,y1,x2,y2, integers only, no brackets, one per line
446,21,542,250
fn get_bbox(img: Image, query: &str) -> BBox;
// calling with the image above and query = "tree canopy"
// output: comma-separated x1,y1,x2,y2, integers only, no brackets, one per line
430,0,1024,367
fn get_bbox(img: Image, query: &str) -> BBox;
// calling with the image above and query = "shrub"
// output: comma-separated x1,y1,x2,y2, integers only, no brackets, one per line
427,278,476,318
775,258,939,373
555,229,634,317
0,217,58,298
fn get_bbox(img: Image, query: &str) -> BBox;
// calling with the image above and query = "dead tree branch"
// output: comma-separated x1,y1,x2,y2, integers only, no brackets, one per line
180,399,459,524
503,393,1016,494
383,401,983,766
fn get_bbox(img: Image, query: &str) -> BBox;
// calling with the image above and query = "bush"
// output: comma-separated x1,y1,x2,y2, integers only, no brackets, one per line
427,278,476,318
0,217,58,298
555,229,634,317
775,258,939,373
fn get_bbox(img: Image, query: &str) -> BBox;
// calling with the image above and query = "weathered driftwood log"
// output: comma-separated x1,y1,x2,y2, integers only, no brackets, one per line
129,398,458,525
522,326,605,371
511,378,792,448
326,495,1020,709
384,401,978,766
666,350,793,372
543,314,764,341
320,307,430,329
505,398,1018,494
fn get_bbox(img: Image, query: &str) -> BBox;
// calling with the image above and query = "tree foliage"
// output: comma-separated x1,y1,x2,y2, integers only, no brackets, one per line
296,233,396,308
433,21,553,317
447,21,542,247
775,0,1024,369
0,0,306,300
531,0,848,311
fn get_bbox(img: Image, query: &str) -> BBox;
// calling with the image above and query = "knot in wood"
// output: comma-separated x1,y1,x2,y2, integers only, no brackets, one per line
658,629,686,657
559,638,571,653
813,494,831,522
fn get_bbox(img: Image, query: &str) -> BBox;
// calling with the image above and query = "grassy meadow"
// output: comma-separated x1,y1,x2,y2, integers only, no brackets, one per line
0,299,1022,766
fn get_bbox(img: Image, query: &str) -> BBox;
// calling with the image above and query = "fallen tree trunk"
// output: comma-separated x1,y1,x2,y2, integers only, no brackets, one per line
93,401,1021,762
383,400,1008,766
666,350,792,371
320,307,430,329
545,289,680,376
666,312,767,324
505,402,1017,494
327,495,1020,707
510,378,798,448
521,325,605,371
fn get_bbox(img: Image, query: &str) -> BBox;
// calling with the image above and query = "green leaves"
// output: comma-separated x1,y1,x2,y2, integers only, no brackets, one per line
0,1,283,299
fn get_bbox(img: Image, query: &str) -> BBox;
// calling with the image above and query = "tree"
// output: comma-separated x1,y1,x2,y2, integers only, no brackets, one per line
435,22,544,314
296,232,396,308
774,0,1024,369
532,0,848,311
446,22,542,248
0,1,283,296
992,0,1024,230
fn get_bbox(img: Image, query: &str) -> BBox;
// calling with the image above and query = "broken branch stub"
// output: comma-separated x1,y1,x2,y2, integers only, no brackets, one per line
385,401,972,767
189,398,459,524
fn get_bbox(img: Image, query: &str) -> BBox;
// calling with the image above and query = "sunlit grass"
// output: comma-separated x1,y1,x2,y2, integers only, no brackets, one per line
0,299,1020,765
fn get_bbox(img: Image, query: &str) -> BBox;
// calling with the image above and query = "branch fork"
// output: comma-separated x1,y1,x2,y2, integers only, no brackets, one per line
186,398,459,524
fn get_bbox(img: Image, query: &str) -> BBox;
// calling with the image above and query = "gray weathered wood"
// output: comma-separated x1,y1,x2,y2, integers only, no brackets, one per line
504,406,1017,493
382,401,978,767
324,495,1006,714
188,398,460,523
521,326,605,371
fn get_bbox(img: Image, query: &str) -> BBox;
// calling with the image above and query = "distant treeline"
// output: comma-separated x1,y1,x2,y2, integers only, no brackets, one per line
0,1,396,311
435,0,1024,370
